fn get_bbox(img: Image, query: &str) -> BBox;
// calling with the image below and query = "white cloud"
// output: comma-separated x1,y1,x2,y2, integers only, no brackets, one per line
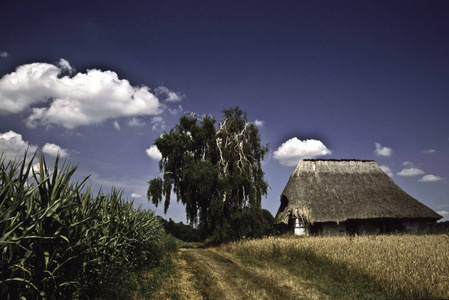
402,161,414,167
423,149,436,154
154,86,182,102
0,131,37,161
58,58,74,74
31,162,41,173
379,165,393,177
273,138,332,167
42,143,69,158
374,143,393,157
114,121,121,131
0,59,180,129
419,174,444,182
131,193,142,198
437,210,448,216
397,167,425,176
128,117,145,127
146,145,162,161
87,172,127,190
151,116,165,131
254,120,264,127
167,104,183,115
0,52,8,58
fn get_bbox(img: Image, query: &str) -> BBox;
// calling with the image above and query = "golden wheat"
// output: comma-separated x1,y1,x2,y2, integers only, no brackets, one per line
221,235,449,299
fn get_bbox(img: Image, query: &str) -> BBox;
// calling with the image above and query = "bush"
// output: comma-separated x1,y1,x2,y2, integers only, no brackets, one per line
160,218,202,242
206,208,276,243
428,221,449,234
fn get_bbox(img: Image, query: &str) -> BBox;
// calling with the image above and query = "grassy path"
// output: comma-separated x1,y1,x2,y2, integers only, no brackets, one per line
155,248,327,300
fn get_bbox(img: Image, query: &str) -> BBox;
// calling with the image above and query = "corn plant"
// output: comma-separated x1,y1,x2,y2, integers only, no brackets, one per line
0,153,175,299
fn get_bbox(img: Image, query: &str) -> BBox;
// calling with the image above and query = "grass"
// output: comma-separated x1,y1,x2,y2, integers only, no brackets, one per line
177,241,206,249
133,254,179,300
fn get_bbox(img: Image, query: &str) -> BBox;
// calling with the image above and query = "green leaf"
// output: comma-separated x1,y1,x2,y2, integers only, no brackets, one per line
44,251,50,268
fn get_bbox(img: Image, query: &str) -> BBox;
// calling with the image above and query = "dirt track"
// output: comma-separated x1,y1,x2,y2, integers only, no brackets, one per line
171,248,326,300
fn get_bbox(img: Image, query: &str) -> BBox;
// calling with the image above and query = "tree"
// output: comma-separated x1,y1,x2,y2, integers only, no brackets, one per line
147,107,269,242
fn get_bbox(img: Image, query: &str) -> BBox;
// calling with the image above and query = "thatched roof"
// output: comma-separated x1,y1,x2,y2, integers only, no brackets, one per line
275,159,442,224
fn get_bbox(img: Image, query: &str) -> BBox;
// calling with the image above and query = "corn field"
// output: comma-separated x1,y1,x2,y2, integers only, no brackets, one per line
222,235,449,299
0,153,176,299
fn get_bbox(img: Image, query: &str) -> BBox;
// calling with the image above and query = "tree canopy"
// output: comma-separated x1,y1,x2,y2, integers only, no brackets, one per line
147,107,269,242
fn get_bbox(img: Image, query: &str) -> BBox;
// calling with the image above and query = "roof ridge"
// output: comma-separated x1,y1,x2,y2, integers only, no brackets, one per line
303,159,375,162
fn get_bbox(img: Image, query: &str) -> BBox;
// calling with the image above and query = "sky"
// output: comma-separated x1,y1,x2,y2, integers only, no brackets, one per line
1,0,448,222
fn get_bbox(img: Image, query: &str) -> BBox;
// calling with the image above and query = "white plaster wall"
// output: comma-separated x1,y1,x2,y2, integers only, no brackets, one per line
294,218,308,235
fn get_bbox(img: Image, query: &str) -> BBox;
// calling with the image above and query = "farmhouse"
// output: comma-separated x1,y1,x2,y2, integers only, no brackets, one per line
274,159,442,236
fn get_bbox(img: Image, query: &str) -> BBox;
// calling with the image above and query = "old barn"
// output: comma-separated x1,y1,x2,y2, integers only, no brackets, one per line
274,159,442,236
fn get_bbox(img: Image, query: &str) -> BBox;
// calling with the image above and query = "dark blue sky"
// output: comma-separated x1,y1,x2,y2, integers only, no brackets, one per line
1,0,448,221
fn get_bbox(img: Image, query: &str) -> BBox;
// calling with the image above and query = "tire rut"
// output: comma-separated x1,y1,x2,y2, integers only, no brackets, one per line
179,248,326,300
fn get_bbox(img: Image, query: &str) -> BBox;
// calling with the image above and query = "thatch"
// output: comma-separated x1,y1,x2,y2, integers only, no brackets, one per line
275,159,442,225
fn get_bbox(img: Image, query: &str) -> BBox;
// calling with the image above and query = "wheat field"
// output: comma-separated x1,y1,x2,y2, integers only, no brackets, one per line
221,234,449,299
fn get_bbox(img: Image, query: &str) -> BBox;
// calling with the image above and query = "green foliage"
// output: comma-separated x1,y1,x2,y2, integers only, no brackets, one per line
148,107,269,243
160,218,202,242
261,209,276,236
0,153,176,299
428,221,449,234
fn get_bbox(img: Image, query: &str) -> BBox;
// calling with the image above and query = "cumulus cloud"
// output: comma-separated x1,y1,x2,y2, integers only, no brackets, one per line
273,138,332,167
0,59,181,129
146,145,162,161
154,86,182,102
113,121,121,131
254,120,264,127
379,165,393,177
0,131,37,161
374,143,393,157
58,58,74,74
131,193,142,198
1,52,8,58
419,174,444,182
397,167,425,176
42,143,69,158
